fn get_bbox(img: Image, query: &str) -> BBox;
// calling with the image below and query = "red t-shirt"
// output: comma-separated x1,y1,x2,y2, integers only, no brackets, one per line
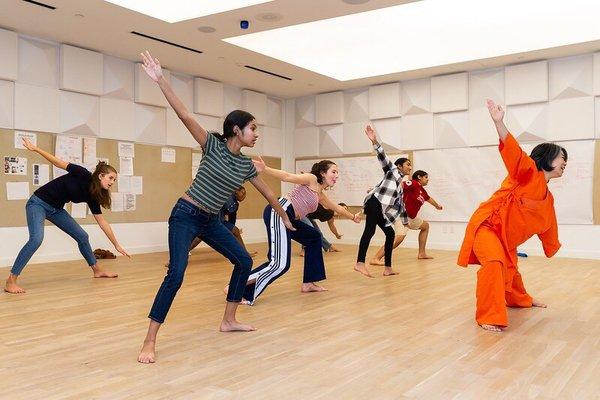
402,180,430,219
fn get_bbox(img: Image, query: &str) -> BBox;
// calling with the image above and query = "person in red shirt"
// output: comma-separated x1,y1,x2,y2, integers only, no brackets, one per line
370,170,442,265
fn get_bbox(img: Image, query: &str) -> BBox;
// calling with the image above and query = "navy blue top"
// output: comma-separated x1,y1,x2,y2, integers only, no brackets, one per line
34,163,102,215
219,194,239,225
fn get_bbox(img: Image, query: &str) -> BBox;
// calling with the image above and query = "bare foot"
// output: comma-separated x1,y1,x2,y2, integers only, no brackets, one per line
93,270,118,278
383,267,398,276
299,249,305,257
369,258,385,266
4,280,26,294
220,320,256,332
479,324,503,332
301,282,328,293
354,263,374,278
417,254,434,260
327,246,341,253
532,299,547,308
138,340,156,363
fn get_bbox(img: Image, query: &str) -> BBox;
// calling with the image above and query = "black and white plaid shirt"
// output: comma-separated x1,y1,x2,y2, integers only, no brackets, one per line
364,143,408,227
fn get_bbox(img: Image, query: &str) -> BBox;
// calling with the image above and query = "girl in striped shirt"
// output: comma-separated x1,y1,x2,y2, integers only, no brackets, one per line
137,51,294,364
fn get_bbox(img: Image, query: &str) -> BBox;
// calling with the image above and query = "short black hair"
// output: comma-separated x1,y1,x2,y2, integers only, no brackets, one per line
530,143,568,172
394,157,410,167
412,170,428,180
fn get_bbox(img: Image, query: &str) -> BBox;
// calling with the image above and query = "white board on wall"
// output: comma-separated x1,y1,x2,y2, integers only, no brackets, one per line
414,140,594,224
295,153,407,206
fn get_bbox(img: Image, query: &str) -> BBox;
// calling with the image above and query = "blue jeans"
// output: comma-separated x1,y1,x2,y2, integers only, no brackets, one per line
299,217,332,251
243,198,325,304
148,198,252,324
11,195,97,275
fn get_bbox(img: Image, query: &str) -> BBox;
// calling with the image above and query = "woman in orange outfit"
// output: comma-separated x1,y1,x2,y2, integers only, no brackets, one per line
458,99,567,332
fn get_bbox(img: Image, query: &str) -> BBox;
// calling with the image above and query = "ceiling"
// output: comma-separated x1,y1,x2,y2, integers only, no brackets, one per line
2,0,600,99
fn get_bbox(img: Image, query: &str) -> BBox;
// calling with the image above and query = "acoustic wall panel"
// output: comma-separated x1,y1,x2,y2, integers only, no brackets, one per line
295,96,316,128
401,78,430,115
99,97,135,141
315,91,344,125
60,91,100,136
0,28,18,81
242,89,267,123
505,103,549,142
368,82,401,120
194,77,224,117
134,63,170,107
103,55,134,100
319,124,344,156
0,80,14,128
400,113,434,150
134,103,166,145
434,111,468,148
18,36,58,87
14,83,59,132
294,127,319,157
372,117,402,152
60,44,103,95
266,97,283,128
170,73,194,111
344,89,369,123
431,72,468,113
469,68,504,108
547,97,594,141
343,122,373,154
505,61,548,105
549,54,593,100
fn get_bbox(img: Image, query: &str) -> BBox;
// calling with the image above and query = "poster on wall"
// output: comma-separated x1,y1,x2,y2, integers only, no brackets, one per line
32,164,50,186
54,136,83,178
14,132,37,149
4,156,27,175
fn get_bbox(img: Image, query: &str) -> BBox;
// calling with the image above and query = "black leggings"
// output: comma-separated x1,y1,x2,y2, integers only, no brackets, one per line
356,195,395,267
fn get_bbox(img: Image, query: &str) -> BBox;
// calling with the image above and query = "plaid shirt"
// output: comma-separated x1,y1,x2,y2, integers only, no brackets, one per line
364,143,408,227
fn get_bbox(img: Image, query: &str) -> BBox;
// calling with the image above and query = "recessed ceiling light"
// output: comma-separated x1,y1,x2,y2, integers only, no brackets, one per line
224,0,600,81
342,0,370,4
256,12,283,22
198,26,216,33
104,0,274,23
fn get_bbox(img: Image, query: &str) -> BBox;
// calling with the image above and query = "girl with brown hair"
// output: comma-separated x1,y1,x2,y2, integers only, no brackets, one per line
4,138,130,294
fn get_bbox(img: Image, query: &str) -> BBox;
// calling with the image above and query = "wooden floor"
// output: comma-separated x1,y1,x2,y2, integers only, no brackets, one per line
1,244,599,399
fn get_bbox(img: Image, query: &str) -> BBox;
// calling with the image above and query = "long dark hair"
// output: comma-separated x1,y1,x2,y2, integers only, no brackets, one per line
213,110,255,141
310,160,336,184
89,161,116,209
530,143,568,172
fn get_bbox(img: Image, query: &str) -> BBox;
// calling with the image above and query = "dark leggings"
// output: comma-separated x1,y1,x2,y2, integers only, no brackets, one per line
356,195,395,267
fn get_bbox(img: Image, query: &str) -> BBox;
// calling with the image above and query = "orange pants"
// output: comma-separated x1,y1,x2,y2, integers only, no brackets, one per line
472,222,533,327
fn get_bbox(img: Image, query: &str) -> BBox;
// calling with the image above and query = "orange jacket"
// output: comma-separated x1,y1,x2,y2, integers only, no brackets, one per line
457,133,561,268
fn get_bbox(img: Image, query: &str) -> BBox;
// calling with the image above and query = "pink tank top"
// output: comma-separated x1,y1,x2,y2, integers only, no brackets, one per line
288,185,319,219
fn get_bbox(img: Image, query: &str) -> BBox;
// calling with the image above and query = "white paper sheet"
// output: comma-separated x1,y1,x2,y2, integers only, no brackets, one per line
6,182,29,200
111,192,124,212
54,136,82,178
119,157,134,176
14,131,37,149
4,156,27,175
130,176,143,195
118,175,131,193
83,137,97,165
118,142,135,158
32,164,50,186
192,152,202,179
161,147,176,163
124,193,136,211
71,202,88,219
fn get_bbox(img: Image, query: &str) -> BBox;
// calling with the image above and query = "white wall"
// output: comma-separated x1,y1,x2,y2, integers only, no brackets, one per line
0,31,283,268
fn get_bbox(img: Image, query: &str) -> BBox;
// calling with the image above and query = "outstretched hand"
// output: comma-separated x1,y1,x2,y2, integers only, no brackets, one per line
116,245,131,259
22,138,37,151
140,50,163,82
365,125,378,144
486,99,504,122
352,212,362,223
435,204,443,210
252,156,267,173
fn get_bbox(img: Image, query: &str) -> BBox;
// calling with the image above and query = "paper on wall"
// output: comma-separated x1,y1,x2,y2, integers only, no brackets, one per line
118,142,135,158
118,175,131,193
111,192,124,212
14,131,37,149
124,193,136,211
83,137,97,166
119,157,134,176
131,176,143,195
4,156,27,175
161,147,176,163
6,182,29,200
71,202,88,219
192,152,202,179
54,136,82,178
32,164,50,186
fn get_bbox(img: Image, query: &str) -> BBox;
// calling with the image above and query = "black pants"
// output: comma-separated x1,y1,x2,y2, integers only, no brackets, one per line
356,195,395,267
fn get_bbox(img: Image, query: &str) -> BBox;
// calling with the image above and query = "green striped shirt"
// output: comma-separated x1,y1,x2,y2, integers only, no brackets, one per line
186,133,257,213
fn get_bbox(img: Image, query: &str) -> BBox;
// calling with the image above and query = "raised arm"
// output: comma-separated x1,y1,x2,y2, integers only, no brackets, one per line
487,99,509,142
319,192,361,223
249,175,296,231
253,157,316,186
140,51,208,148
426,197,443,210
365,125,394,173
93,214,131,258
22,138,68,170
